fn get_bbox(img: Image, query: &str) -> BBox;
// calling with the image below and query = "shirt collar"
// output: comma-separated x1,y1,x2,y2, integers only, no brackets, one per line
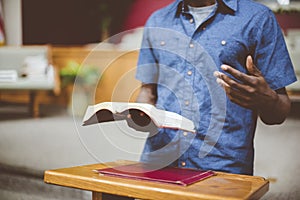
175,0,237,15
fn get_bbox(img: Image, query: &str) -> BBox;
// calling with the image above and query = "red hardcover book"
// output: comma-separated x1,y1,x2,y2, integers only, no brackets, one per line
94,163,215,186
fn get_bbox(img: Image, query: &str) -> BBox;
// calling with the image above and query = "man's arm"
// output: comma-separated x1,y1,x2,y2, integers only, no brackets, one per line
258,88,291,125
214,55,291,125
136,83,158,105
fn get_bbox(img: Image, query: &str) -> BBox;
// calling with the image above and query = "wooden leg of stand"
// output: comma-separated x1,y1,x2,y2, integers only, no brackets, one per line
92,192,102,200
29,91,39,118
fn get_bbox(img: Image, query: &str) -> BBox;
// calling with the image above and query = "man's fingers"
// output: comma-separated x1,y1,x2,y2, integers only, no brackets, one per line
246,55,261,76
223,85,254,109
215,71,245,90
214,70,255,94
220,58,262,86
221,64,250,84
214,71,230,87
214,71,255,108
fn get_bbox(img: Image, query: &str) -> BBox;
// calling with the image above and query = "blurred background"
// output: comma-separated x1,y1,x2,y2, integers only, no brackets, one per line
0,0,300,199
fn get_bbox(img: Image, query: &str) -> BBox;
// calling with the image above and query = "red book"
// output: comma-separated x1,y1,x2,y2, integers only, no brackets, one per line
94,163,215,186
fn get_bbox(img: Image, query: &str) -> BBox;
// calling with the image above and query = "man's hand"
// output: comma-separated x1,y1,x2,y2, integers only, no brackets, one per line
136,83,157,105
214,56,277,110
214,55,291,124
130,83,158,133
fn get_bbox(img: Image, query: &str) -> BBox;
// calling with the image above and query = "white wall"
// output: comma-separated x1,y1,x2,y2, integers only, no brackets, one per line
254,118,300,198
2,0,22,45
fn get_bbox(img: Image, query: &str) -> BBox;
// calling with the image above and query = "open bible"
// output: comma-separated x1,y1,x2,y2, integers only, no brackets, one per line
82,102,196,133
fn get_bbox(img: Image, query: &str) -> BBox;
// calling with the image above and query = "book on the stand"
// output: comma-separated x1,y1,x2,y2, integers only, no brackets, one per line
93,162,215,186
82,102,196,133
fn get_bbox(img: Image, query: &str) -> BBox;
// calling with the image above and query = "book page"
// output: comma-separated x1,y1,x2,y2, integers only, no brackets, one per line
82,102,195,133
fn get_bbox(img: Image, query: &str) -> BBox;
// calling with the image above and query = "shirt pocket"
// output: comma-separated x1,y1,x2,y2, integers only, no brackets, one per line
206,36,249,72
151,31,184,71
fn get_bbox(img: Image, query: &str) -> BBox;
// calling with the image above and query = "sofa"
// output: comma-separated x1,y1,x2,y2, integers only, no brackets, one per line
0,45,60,117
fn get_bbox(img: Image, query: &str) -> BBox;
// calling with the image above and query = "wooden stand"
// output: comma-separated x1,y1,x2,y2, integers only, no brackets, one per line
44,161,269,200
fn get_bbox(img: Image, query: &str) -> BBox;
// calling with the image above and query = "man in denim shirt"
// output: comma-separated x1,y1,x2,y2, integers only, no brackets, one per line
135,0,297,176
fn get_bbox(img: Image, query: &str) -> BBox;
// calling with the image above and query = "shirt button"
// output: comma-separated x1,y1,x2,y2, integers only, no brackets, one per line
189,43,194,48
189,18,194,24
187,70,192,76
203,27,206,30
183,132,188,136
185,101,190,106
221,40,227,46
181,162,186,167
160,41,166,46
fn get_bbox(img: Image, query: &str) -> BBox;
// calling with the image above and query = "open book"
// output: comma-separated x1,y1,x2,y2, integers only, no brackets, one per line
82,102,195,133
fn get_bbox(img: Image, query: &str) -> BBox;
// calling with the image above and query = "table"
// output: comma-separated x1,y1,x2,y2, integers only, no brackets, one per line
44,161,269,200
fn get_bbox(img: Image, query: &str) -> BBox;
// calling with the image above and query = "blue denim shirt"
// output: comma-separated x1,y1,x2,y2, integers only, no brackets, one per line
136,0,297,175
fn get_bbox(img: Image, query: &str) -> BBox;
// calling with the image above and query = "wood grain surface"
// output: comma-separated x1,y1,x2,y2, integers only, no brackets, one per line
44,161,269,200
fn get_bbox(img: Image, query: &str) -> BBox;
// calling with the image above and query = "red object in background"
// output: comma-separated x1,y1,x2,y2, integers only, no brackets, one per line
123,0,174,31
275,13,300,35
0,0,5,45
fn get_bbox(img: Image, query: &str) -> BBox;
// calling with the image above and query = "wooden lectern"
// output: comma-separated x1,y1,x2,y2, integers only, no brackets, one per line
44,161,269,200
